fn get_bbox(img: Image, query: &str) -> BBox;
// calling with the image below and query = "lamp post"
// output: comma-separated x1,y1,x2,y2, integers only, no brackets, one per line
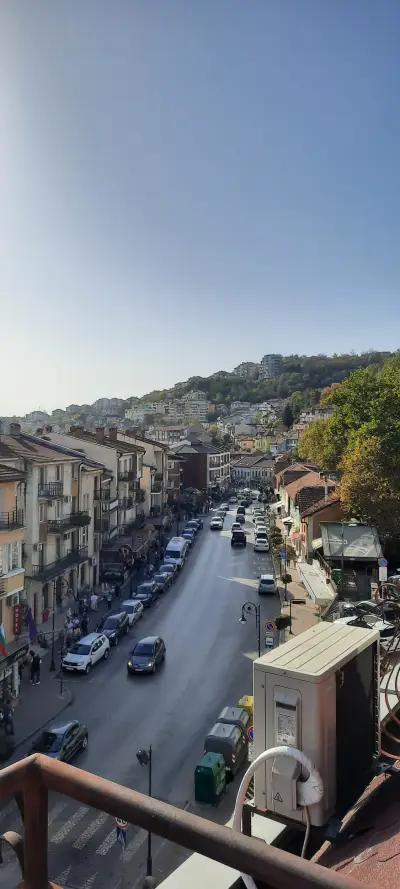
239,601,261,658
282,516,294,611
136,746,153,877
50,579,56,672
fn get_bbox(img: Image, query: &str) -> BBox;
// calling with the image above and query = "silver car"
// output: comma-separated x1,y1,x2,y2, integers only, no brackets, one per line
120,599,144,627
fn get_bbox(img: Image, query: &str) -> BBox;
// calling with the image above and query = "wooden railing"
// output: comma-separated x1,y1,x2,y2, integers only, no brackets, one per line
0,755,361,889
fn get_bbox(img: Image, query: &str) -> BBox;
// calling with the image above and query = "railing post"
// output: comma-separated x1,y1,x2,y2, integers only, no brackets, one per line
23,778,48,889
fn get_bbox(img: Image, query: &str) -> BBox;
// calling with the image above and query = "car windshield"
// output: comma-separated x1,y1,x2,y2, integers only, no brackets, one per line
133,642,154,656
138,584,153,593
103,617,119,629
153,575,165,582
70,643,91,655
161,565,173,572
261,580,274,587
166,550,180,559
38,731,63,752
123,604,134,613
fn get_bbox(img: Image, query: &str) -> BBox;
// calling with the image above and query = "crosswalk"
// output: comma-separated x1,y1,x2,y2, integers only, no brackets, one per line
0,793,148,889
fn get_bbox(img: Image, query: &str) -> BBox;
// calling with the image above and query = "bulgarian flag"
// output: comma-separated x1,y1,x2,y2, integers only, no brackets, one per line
0,624,7,658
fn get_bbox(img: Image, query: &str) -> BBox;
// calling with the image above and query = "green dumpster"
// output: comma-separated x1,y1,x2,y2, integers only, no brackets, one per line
194,752,226,805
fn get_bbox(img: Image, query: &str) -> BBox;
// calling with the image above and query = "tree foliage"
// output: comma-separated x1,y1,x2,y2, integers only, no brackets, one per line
282,404,294,429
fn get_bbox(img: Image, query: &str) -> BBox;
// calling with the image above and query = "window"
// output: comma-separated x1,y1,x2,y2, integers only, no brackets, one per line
11,541,20,569
56,465,62,481
72,463,79,479
0,546,3,576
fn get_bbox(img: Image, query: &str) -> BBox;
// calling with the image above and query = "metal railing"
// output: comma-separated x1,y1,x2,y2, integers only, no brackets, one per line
94,488,111,501
37,482,63,498
0,754,358,889
29,547,88,580
118,497,134,510
0,509,24,530
118,469,136,482
47,512,90,533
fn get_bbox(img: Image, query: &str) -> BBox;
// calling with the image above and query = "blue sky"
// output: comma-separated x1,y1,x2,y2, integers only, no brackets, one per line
1,1,400,414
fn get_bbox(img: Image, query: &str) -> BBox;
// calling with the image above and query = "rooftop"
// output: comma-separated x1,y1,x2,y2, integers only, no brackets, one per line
66,429,145,455
285,471,334,500
320,522,383,561
0,463,26,482
0,433,81,464
301,493,341,518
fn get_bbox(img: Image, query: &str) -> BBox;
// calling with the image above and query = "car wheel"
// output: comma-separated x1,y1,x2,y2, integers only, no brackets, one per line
81,735,88,750
152,664,157,674
85,663,91,675
104,648,110,661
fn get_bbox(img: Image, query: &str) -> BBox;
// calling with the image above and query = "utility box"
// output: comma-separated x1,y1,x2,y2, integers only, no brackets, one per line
253,623,380,827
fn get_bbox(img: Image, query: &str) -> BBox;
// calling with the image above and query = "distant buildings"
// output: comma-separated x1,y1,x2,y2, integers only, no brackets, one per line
259,354,283,379
172,441,231,493
233,362,259,379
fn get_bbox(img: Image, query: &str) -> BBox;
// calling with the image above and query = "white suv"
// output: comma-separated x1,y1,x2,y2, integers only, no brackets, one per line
62,633,110,675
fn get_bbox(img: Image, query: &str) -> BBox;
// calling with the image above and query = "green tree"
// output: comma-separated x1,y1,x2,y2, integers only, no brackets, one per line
282,404,294,429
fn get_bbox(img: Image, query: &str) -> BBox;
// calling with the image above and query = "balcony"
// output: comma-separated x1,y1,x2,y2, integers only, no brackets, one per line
118,469,136,482
0,754,354,889
37,482,63,499
94,488,111,501
0,509,24,530
47,512,91,533
28,546,88,581
118,497,134,510
94,518,110,532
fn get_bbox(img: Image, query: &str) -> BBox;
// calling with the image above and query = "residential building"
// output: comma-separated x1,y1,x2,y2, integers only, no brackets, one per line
179,390,210,421
0,463,26,646
166,453,184,504
254,431,273,451
299,495,342,559
236,433,256,452
0,428,95,624
282,471,337,528
259,353,283,379
299,407,334,424
231,453,273,486
145,425,188,445
122,432,169,516
172,441,231,493
233,362,259,379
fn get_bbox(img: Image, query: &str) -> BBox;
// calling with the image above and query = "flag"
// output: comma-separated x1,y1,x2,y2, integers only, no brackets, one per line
0,624,7,658
27,607,38,644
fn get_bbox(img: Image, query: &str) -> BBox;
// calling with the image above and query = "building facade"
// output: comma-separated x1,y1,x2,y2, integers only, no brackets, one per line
259,354,283,379
0,464,26,645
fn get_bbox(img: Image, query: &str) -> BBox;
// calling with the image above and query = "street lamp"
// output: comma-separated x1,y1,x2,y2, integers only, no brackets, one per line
239,601,261,658
340,519,358,597
282,516,294,609
50,579,56,672
136,746,153,877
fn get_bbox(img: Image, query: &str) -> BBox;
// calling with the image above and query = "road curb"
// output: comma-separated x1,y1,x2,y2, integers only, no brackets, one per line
11,685,75,755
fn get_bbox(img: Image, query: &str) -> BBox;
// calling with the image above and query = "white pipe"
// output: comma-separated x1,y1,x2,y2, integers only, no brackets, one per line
232,746,324,889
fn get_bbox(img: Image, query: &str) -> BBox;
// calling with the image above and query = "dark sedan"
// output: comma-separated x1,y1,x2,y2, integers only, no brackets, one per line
132,583,158,608
152,572,172,592
127,636,166,675
182,529,196,546
97,611,129,645
29,720,88,761
159,562,178,579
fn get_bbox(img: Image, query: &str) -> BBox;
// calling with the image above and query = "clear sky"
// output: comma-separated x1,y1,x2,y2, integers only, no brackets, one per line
1,1,400,415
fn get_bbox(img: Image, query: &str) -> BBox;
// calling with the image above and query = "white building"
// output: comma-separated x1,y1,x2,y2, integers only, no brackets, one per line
259,354,283,379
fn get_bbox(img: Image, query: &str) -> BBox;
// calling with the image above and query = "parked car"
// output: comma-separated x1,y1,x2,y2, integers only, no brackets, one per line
182,529,196,546
254,533,269,553
29,720,88,761
231,529,247,547
62,633,110,674
96,611,129,645
258,574,277,595
164,536,189,569
120,599,144,627
159,561,178,579
132,582,158,608
236,506,246,516
127,636,166,675
210,517,224,530
235,513,245,525
186,520,199,535
229,496,238,505
152,572,172,592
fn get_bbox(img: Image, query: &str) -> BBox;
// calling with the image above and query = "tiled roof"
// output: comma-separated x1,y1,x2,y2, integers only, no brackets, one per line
0,434,80,464
274,462,319,486
66,430,145,455
0,463,26,482
285,471,332,499
300,493,340,518
133,434,170,450
314,769,400,887
231,453,272,468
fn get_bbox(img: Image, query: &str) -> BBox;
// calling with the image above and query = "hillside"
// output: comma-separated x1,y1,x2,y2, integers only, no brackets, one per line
136,351,395,409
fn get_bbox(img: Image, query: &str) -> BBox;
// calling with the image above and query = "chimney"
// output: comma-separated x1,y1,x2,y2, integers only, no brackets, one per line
95,426,105,443
108,427,118,441
44,425,52,433
9,422,21,435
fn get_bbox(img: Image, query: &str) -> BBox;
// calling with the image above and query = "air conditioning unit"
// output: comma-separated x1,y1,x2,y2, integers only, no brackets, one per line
253,622,380,827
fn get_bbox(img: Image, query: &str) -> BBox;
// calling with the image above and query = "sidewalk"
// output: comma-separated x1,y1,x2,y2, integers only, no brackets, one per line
278,566,320,636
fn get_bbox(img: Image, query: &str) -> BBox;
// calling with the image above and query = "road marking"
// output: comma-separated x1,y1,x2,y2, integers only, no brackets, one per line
124,828,147,862
53,865,71,886
82,872,98,889
95,828,117,856
51,805,89,844
48,799,69,826
72,811,109,849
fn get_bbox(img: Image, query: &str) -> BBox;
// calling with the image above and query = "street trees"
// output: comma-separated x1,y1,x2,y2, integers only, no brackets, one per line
282,404,294,429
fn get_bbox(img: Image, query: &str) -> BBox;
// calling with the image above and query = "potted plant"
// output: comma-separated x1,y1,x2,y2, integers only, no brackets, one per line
275,613,291,643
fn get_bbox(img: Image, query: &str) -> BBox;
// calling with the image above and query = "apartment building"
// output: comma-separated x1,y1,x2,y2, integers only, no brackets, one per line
173,441,231,493
259,353,283,379
146,426,187,445
0,463,26,646
231,453,273,486
166,453,184,504
122,433,169,516
179,391,210,421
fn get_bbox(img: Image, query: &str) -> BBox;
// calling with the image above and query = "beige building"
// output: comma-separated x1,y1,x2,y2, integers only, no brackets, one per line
0,464,26,645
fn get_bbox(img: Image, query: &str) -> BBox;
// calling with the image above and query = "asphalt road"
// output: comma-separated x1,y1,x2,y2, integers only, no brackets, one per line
1,505,279,889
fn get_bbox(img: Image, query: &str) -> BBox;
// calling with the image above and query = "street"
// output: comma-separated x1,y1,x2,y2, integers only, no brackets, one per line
1,506,279,889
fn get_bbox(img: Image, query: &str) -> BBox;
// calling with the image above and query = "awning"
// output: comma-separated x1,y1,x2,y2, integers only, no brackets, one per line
312,537,323,550
270,501,283,512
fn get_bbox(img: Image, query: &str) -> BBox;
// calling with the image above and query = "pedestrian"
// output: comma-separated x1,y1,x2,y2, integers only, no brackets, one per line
114,583,120,599
90,592,98,611
81,615,88,636
106,590,112,610
31,651,41,686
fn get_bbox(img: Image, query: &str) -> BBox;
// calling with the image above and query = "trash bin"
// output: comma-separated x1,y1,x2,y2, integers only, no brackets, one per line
238,695,254,722
194,752,226,805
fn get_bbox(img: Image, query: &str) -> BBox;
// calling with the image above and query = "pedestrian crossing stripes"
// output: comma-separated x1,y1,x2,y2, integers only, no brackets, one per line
72,811,109,849
124,828,147,862
48,799,69,826
95,827,117,856
51,805,89,844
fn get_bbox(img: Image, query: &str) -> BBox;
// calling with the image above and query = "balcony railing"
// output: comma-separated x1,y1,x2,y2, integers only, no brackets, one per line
0,754,355,889
47,512,91,533
94,488,111,501
118,469,136,482
0,509,24,530
118,497,134,510
37,482,63,499
29,547,88,580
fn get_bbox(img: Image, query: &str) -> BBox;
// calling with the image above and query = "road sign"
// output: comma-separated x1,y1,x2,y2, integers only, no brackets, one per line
280,550,287,561
379,558,388,568
115,818,128,848
265,620,276,633
265,632,275,651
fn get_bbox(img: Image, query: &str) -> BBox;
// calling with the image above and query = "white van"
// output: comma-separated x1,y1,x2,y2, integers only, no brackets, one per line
164,536,189,570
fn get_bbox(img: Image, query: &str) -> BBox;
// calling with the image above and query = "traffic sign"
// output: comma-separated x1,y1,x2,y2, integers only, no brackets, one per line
115,818,128,849
265,632,275,651
265,620,276,633
115,818,128,830
379,558,388,568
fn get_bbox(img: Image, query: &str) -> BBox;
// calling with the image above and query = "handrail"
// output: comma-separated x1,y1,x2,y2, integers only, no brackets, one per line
0,755,361,889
